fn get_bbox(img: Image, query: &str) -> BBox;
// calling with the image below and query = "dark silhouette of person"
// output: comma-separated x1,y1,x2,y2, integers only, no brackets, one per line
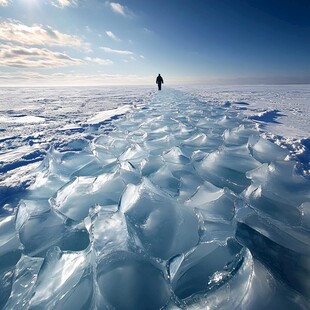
156,74,164,90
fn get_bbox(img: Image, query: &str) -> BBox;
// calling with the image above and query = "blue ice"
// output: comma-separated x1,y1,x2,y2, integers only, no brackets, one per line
0,88,309,309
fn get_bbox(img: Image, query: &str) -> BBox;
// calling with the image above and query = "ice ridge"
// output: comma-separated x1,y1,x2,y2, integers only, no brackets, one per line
0,88,309,309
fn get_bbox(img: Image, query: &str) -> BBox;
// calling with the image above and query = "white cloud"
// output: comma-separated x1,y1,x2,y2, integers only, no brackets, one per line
0,20,90,51
109,2,126,16
0,71,153,86
143,28,153,34
0,20,91,70
0,44,82,68
106,1,134,17
85,57,113,65
0,0,10,6
51,0,77,8
100,46,134,55
106,31,121,42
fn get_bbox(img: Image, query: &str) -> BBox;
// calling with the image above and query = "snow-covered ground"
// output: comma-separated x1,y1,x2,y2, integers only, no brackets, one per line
0,85,309,309
175,84,310,138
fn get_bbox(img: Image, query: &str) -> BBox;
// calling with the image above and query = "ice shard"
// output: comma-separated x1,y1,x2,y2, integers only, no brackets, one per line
29,247,93,309
196,144,261,193
120,179,200,260
51,172,126,221
16,199,89,256
4,255,44,309
88,208,130,257
243,161,310,225
170,239,246,300
248,136,289,163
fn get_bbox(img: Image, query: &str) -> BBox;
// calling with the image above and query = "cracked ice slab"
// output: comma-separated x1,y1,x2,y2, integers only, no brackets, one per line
87,105,132,125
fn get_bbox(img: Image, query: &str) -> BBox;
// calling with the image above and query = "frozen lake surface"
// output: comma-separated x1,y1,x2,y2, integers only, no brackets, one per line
0,85,309,309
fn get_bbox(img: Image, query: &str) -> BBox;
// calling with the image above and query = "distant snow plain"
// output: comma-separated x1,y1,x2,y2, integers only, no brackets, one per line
0,85,309,309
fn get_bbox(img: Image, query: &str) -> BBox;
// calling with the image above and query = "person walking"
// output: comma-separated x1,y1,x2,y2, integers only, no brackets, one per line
156,74,164,91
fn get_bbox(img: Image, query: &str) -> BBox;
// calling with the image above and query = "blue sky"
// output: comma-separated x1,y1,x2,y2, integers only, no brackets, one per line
0,0,309,85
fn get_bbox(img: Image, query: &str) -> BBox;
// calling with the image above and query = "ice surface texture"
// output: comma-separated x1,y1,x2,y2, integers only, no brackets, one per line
0,88,310,309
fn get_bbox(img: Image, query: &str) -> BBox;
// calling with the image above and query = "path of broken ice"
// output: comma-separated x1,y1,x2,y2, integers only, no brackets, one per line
1,88,310,309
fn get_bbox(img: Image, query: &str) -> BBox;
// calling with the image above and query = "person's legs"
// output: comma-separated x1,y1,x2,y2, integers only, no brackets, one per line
158,83,161,90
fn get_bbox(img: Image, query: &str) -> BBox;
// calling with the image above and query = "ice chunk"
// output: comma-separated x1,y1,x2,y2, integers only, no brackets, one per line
170,239,245,300
240,259,309,310
186,181,224,206
119,161,141,185
165,160,196,180
144,134,175,156
149,164,180,197
45,147,97,179
28,168,67,200
172,123,195,141
141,127,169,141
190,149,206,161
0,268,14,309
181,239,306,309
243,161,310,225
71,157,107,177
186,183,236,222
92,134,129,157
163,146,190,165
196,118,219,130
199,220,236,243
0,215,22,307
57,138,89,152
196,144,261,193
141,117,175,132
89,209,130,257
182,133,209,147
236,212,310,297
119,143,148,166
28,147,99,198
15,199,50,231
87,105,131,125
178,173,203,201
52,172,126,221
16,200,89,256
96,251,170,310
113,116,141,132
120,179,199,260
0,215,21,308
218,115,241,128
224,125,258,146
248,136,289,163
181,132,222,153
90,142,118,170
141,155,165,176
183,249,254,309
127,129,147,143
16,201,66,251
29,247,93,309
236,207,310,255
0,215,22,265
4,255,44,309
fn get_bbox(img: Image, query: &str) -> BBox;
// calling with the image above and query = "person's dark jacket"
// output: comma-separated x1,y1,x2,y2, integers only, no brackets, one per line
156,75,164,85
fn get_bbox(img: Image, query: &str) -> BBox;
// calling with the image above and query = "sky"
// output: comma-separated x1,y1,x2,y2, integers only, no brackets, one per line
0,0,309,86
